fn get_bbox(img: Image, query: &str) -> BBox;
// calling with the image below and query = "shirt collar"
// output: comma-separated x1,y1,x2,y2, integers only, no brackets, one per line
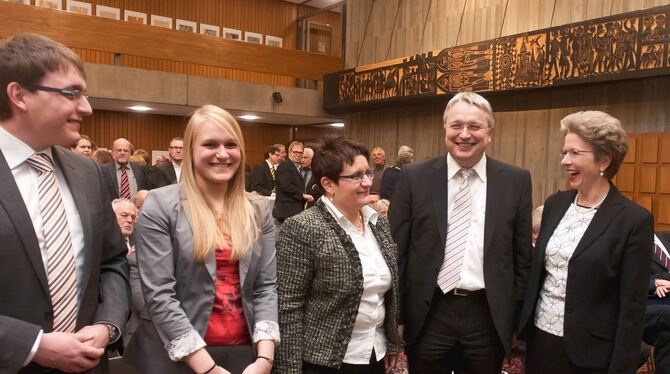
265,159,274,169
0,125,53,170
446,153,487,182
321,195,379,227
115,160,128,170
172,161,181,169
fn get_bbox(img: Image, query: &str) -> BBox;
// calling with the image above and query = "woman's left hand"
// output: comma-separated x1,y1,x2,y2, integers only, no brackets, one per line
384,353,400,374
241,359,273,374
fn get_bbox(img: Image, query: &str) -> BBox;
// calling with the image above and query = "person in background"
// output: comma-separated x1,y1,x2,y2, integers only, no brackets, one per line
274,143,287,163
531,205,544,247
101,138,149,201
369,147,390,198
133,149,151,166
70,134,92,157
250,145,281,196
519,110,652,373
158,137,184,185
124,105,278,374
134,189,149,212
129,154,146,165
274,140,313,225
276,137,401,374
94,148,113,166
379,147,414,201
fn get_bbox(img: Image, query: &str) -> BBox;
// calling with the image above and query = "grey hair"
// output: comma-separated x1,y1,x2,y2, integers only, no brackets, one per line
443,92,494,128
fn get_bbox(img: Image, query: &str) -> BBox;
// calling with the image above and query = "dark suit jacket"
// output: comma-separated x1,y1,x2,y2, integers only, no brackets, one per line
649,232,670,304
273,159,305,221
100,161,149,201
0,147,130,374
250,161,275,196
379,166,401,200
158,163,178,186
276,200,401,373
519,186,652,373
388,155,532,354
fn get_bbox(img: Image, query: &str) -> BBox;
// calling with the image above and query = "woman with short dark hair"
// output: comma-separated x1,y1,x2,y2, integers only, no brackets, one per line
276,137,402,374
519,111,652,373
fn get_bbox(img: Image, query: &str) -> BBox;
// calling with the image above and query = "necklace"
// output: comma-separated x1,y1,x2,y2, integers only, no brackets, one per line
353,211,365,232
574,191,607,211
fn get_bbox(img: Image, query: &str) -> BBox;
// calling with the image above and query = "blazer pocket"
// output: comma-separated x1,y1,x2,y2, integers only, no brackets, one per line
588,315,617,340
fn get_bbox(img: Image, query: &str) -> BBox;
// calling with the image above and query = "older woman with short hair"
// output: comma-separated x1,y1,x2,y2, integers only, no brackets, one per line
276,137,402,374
519,111,653,373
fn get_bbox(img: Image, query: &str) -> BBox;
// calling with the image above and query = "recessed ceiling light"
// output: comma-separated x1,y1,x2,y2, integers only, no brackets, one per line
129,105,152,112
330,122,345,127
239,114,260,120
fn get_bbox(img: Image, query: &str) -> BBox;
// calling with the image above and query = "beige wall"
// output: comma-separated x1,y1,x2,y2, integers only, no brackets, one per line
344,0,670,206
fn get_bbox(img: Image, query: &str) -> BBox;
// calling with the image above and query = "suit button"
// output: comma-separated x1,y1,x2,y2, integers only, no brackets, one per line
44,311,54,320
566,307,573,314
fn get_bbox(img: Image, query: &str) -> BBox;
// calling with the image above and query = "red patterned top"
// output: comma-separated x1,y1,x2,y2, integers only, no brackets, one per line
204,237,251,345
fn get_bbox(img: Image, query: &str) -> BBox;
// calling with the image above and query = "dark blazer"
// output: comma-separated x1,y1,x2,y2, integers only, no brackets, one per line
304,174,322,209
653,232,670,282
250,161,275,196
519,186,653,373
100,161,149,200
273,159,305,221
158,163,178,185
0,147,130,374
276,200,402,374
388,155,532,354
124,185,278,373
379,166,401,201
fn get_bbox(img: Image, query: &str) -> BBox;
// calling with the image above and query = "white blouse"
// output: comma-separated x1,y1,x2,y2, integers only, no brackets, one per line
534,202,597,337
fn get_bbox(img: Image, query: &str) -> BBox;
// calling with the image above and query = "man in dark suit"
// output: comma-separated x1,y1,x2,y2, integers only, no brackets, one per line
101,138,149,201
250,145,281,196
0,33,129,373
389,92,532,372
273,140,314,223
157,137,183,186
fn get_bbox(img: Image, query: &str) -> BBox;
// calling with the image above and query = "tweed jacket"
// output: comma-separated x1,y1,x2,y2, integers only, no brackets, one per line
276,199,402,374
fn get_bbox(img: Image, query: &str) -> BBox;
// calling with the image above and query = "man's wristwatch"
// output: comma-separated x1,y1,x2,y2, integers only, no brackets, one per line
99,322,120,344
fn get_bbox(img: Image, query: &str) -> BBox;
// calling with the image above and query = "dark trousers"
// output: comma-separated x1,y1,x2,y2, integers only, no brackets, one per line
644,304,670,374
407,288,503,374
303,350,384,374
526,327,605,374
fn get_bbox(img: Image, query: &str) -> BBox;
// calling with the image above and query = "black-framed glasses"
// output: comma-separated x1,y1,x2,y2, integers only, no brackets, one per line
559,149,595,158
339,171,374,183
32,84,89,101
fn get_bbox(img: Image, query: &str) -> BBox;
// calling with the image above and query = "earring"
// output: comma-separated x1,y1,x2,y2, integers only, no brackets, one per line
599,171,604,177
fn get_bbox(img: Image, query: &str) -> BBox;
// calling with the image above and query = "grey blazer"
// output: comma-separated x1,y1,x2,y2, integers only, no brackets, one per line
124,184,278,372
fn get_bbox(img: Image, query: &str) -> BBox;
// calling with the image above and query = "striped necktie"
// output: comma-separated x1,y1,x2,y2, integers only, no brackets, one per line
119,165,131,199
655,243,670,270
437,168,475,294
26,153,78,332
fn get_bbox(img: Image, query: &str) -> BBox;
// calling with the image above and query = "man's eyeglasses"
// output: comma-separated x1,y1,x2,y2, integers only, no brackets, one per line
32,85,89,101
339,171,374,183
447,123,488,132
169,146,184,150
560,149,595,158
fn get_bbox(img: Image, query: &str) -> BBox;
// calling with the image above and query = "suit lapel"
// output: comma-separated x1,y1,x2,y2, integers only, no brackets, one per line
52,148,94,288
483,158,502,256
571,186,625,261
431,157,449,246
0,149,50,294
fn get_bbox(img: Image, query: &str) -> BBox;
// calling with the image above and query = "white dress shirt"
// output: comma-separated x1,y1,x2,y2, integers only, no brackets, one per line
172,161,182,183
446,153,487,291
0,126,86,364
322,197,392,364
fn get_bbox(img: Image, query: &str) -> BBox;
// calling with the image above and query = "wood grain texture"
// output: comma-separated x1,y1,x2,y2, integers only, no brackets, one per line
0,1,343,81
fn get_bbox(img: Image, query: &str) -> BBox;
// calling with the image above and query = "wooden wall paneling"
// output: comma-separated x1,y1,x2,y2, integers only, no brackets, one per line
662,133,670,162
0,2,342,82
657,196,670,224
389,0,431,61
641,134,660,163
294,126,344,143
635,195,653,212
499,0,555,37
422,0,467,52
307,10,343,57
240,123,293,167
624,135,637,163
457,0,507,45
551,0,613,27
659,166,670,193
611,0,670,14
345,0,374,68
616,164,636,192
640,165,658,193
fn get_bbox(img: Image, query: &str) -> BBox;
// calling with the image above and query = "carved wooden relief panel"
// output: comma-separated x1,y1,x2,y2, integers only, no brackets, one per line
324,5,670,113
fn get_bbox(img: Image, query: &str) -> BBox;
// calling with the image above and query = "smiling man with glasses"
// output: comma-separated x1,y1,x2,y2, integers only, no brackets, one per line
0,33,129,374
389,91,532,373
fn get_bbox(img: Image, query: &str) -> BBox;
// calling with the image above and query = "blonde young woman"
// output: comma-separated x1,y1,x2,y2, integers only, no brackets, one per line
125,105,279,374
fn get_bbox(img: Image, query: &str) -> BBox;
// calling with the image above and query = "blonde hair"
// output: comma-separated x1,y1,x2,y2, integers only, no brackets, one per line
181,105,259,262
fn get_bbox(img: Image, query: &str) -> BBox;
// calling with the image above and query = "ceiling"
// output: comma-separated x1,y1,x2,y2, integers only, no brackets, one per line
88,97,343,126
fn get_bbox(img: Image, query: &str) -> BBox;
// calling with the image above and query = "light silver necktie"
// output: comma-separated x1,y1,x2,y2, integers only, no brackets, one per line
27,153,78,332
437,168,475,293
